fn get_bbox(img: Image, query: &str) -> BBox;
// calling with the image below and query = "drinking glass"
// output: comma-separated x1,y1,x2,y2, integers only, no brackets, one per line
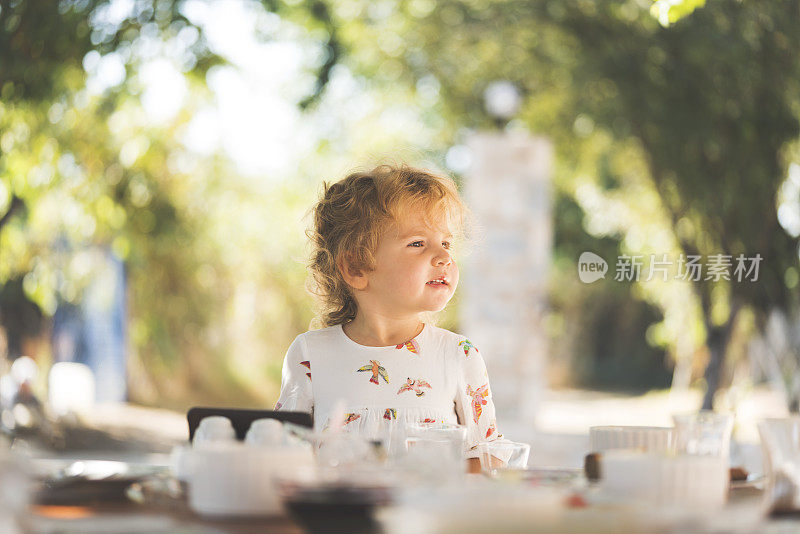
316,433,378,469
672,411,733,505
477,439,530,476
402,423,467,482
404,423,467,459
758,417,800,513
672,411,733,460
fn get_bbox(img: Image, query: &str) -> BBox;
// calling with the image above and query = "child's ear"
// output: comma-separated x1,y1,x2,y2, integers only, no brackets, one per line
338,256,368,291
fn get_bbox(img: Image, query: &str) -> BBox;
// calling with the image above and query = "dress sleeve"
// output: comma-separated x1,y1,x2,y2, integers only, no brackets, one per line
453,338,502,459
274,335,314,414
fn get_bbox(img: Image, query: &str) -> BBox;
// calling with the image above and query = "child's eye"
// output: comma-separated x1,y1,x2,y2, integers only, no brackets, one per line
408,241,424,248
442,241,451,250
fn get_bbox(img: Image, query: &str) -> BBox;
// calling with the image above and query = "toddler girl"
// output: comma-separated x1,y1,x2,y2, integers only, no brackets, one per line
275,164,502,471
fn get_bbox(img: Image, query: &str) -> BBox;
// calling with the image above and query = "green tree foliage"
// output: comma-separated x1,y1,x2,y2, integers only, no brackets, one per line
309,0,800,406
5,0,800,411
0,0,454,409
0,0,271,406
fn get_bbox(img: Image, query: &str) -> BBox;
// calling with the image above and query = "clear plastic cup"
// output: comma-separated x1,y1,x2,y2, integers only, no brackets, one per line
404,422,466,458
316,433,378,468
671,411,733,500
672,411,733,459
477,439,530,476
401,423,467,481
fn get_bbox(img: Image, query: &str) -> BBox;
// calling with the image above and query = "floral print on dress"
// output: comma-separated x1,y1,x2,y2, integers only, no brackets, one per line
275,325,501,461
397,378,432,397
300,360,311,380
274,402,283,410
486,420,497,438
357,360,389,385
466,383,489,424
396,338,420,355
344,413,361,425
458,339,477,357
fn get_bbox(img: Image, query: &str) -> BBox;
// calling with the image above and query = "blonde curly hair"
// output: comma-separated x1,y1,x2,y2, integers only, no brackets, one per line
308,163,467,328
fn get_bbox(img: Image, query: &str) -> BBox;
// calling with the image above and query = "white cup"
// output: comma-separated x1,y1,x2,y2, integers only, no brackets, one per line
193,416,236,446
246,419,285,447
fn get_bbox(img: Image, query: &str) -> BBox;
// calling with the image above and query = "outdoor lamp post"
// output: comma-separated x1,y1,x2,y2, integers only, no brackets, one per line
484,80,523,123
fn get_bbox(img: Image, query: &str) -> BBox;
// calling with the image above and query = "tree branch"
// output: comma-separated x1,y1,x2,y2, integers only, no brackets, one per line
0,195,24,231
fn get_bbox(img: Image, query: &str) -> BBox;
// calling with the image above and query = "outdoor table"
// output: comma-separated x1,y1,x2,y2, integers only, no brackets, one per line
30,501,303,534
23,459,800,534
24,454,304,534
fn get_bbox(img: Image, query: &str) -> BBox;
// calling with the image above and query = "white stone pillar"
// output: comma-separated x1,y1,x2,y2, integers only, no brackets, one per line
460,131,553,425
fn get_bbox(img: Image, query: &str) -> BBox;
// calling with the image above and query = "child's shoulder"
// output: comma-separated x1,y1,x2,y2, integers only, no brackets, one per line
296,324,342,343
286,325,343,360
425,324,473,346
426,325,483,358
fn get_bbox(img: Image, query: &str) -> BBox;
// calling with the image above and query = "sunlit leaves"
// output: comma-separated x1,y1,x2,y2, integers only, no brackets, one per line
327,0,800,394
651,0,707,27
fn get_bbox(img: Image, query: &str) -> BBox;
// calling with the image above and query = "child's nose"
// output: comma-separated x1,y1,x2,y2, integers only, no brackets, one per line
433,250,452,266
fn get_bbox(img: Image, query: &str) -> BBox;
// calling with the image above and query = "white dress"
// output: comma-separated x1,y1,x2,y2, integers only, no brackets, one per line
274,323,502,458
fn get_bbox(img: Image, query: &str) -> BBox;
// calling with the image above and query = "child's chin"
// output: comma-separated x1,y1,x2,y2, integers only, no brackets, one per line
427,298,453,312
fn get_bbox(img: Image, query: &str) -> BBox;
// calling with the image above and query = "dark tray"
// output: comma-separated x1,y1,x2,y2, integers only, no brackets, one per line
187,407,312,442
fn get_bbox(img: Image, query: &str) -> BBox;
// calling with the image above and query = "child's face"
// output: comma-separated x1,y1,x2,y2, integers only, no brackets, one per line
360,210,459,318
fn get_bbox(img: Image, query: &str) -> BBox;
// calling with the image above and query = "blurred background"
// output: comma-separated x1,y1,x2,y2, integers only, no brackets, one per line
1,0,800,466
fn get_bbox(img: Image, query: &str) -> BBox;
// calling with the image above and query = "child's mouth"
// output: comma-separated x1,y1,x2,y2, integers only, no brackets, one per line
426,277,449,286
